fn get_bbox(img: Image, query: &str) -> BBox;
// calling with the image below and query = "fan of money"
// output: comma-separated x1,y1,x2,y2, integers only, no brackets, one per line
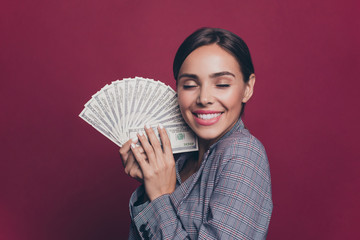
79,77,198,153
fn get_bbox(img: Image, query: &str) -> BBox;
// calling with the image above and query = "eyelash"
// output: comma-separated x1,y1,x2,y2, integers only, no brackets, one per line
183,85,196,89
182,83,230,89
216,84,230,88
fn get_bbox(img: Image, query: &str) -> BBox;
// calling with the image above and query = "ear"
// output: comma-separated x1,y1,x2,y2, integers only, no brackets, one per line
242,74,255,103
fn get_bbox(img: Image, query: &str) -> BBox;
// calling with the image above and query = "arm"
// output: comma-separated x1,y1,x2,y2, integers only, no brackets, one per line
130,135,272,239
197,140,273,239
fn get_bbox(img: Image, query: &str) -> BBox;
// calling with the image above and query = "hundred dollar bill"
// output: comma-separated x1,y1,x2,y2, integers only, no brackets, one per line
102,83,121,133
80,77,199,153
79,108,122,147
128,123,198,154
150,86,176,115
84,100,118,138
155,112,183,125
134,81,168,126
91,89,121,138
128,77,146,128
112,80,126,137
147,92,178,123
132,78,152,126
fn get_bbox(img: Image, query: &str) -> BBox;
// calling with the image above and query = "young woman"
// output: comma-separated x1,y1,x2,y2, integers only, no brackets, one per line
119,27,273,239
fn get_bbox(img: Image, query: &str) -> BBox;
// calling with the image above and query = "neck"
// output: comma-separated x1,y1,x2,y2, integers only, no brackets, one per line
197,138,212,164
179,139,214,183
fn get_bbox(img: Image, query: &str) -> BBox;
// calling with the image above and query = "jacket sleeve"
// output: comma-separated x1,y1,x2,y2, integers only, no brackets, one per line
128,137,273,240
128,184,190,239
197,137,273,239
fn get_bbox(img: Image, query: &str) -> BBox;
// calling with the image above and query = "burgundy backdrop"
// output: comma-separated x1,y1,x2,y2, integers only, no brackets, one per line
1,0,359,239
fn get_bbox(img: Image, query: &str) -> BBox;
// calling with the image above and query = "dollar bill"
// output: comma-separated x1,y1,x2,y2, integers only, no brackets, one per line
133,80,164,126
128,123,198,154
84,99,117,137
79,108,122,146
103,84,120,132
79,77,198,153
113,80,126,137
132,78,151,126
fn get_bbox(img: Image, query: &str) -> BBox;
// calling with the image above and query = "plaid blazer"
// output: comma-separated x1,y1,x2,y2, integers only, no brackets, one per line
128,119,273,239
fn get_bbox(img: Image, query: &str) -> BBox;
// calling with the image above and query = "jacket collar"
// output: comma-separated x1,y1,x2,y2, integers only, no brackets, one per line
208,118,245,151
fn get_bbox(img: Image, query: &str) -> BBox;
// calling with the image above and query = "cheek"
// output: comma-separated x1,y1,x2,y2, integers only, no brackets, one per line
177,94,193,125
177,91,192,109
219,89,244,111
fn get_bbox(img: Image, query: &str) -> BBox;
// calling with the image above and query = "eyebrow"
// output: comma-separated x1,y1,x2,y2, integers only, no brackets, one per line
178,73,198,80
178,71,235,81
210,71,236,78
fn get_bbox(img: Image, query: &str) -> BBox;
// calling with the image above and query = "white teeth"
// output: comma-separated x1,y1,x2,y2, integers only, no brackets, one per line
197,113,221,120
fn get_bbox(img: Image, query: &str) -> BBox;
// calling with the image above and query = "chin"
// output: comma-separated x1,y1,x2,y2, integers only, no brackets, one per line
193,129,224,142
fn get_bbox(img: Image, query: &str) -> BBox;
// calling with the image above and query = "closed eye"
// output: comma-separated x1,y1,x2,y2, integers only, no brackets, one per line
183,85,197,89
216,84,230,88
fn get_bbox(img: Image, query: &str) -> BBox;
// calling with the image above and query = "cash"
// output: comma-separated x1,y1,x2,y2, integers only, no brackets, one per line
79,77,198,154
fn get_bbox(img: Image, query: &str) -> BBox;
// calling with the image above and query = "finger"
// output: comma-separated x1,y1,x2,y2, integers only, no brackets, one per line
125,150,148,169
157,124,172,155
123,151,136,169
137,145,145,154
119,136,138,157
125,143,147,164
144,124,163,156
130,142,149,170
123,150,146,182
127,160,144,181
120,136,139,168
129,167,144,182
137,130,157,163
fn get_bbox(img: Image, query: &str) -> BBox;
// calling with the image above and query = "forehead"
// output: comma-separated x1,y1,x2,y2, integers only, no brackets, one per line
179,44,242,75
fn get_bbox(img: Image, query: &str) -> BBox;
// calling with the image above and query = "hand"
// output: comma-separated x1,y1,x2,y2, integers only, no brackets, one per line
131,124,176,201
119,137,146,183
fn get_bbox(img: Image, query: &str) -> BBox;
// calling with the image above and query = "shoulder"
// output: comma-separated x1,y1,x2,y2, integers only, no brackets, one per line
209,125,273,213
219,127,266,157
214,127,271,181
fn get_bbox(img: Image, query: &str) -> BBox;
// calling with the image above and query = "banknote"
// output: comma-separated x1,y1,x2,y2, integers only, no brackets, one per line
128,123,198,154
102,84,121,133
113,80,126,135
132,78,151,126
79,77,198,153
79,108,122,146
92,88,121,137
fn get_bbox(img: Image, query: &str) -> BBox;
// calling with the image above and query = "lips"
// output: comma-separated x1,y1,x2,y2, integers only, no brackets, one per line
192,110,223,126
196,113,222,120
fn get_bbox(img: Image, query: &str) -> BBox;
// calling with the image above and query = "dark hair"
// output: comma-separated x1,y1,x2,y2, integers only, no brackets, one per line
173,27,254,117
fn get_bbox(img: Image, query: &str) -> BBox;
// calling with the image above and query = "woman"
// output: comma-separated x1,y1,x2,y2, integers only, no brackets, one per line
120,27,273,239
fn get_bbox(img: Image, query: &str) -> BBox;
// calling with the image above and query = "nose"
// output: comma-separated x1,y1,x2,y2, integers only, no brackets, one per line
196,85,214,106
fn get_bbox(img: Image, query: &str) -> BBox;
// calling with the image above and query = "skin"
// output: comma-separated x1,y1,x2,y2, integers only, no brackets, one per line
119,43,255,201
177,44,255,170
120,125,176,201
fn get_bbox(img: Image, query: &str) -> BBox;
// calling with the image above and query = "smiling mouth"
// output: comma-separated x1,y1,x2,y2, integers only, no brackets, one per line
193,113,222,120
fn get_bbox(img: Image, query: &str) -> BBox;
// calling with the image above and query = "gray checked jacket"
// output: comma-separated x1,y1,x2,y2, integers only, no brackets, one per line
128,119,273,239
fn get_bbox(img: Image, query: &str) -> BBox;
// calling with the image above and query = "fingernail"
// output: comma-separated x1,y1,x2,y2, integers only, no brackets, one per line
145,123,150,129
138,131,143,136
158,123,164,129
131,143,136,149
131,136,138,142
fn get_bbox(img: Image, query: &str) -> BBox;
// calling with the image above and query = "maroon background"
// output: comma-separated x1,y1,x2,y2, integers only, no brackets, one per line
1,0,359,239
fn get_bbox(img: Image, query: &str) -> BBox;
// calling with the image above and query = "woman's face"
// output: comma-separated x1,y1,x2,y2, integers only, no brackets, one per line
177,44,255,144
